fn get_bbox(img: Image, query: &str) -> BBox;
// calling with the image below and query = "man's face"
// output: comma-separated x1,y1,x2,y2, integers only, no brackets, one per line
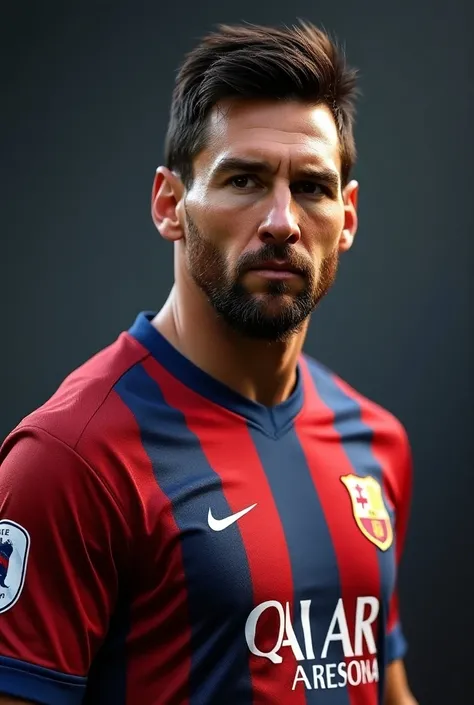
177,99,358,341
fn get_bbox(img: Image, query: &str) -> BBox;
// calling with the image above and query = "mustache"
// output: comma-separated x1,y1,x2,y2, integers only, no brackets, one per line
236,244,311,276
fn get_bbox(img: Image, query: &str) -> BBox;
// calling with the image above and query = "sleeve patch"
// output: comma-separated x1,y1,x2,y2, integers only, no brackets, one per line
0,520,31,614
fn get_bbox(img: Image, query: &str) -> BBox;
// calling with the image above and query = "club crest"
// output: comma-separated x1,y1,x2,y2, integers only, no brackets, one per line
340,475,393,551
0,520,30,613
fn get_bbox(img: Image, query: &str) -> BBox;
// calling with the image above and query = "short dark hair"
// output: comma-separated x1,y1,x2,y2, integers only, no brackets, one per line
164,21,359,189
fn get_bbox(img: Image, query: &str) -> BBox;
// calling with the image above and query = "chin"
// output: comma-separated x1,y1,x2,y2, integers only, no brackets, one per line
242,323,305,343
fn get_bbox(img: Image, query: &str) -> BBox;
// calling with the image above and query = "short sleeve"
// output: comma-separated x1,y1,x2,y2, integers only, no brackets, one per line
0,426,131,705
385,425,413,663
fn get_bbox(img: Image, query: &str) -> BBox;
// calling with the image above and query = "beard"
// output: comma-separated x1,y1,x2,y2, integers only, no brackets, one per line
184,207,340,342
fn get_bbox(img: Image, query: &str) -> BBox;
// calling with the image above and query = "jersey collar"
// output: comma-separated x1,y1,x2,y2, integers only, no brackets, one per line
128,311,304,437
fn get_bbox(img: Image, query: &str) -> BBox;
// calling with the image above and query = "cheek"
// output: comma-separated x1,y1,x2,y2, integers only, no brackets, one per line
304,202,345,251
200,206,254,263
195,212,245,272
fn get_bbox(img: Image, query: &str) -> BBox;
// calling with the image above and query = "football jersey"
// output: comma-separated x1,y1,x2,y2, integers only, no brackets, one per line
0,311,412,705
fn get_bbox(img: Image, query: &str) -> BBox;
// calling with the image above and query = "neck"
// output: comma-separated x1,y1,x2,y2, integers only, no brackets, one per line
152,280,308,407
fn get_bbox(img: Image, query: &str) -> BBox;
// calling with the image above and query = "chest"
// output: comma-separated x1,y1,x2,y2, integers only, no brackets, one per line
138,416,397,625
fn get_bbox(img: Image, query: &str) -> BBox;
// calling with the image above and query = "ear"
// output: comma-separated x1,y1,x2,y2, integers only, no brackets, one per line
338,180,359,253
151,167,185,242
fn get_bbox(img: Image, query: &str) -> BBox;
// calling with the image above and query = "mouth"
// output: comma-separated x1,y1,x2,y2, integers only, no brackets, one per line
247,260,304,280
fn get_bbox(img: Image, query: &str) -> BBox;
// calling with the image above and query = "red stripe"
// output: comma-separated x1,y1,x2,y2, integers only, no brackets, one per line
332,376,412,634
143,356,307,704
295,359,380,705
0,554,8,569
80,390,192,705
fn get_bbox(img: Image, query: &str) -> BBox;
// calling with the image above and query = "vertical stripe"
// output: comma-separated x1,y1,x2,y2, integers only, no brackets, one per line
105,390,193,705
248,424,351,705
302,358,396,705
83,594,130,705
146,359,308,705
117,363,254,705
296,360,380,705
331,377,411,643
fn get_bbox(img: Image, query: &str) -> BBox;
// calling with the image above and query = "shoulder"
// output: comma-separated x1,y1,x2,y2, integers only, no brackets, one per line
15,330,150,446
302,355,407,433
1,330,152,510
301,354,412,502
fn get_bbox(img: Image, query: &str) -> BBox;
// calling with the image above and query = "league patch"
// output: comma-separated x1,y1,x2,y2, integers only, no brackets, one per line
0,519,30,613
340,475,393,551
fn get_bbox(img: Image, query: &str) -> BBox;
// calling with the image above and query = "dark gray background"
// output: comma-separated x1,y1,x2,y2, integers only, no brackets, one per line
1,1,473,702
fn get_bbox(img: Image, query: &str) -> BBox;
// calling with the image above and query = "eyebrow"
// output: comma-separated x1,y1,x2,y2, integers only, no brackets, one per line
211,157,340,189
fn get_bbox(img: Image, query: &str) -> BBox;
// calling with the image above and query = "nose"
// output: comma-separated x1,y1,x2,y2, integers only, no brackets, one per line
257,187,301,245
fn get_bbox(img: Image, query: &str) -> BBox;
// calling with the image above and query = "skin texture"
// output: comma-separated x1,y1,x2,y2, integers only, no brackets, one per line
384,660,419,705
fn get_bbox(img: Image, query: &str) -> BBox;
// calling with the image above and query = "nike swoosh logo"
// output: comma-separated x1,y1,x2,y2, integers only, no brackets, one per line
207,503,257,531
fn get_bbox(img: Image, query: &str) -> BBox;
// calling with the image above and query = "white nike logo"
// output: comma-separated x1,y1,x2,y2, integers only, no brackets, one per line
207,503,257,531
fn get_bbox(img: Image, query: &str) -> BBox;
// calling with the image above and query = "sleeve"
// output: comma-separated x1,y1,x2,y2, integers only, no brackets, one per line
0,425,131,705
385,424,413,664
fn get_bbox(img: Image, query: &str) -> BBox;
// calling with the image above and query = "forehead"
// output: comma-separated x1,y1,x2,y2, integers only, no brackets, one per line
196,99,341,175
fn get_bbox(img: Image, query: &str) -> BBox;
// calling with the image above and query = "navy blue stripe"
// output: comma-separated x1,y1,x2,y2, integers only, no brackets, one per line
248,425,350,705
0,655,86,705
82,592,130,705
115,365,254,705
307,359,397,702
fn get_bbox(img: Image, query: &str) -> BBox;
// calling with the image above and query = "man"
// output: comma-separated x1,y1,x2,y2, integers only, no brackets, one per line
0,21,417,705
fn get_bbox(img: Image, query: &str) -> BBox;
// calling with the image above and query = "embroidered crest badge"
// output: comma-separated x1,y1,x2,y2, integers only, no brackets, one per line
340,475,393,551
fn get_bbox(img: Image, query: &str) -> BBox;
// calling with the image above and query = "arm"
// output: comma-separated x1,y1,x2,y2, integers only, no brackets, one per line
0,426,130,704
384,659,418,705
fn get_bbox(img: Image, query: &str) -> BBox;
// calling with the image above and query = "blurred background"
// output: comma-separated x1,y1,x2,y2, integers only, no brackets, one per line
1,0,473,702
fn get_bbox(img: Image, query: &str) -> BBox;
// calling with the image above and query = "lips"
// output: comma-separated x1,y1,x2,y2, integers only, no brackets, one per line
248,260,302,275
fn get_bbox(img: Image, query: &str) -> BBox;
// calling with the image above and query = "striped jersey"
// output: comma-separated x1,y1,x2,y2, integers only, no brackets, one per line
0,311,412,705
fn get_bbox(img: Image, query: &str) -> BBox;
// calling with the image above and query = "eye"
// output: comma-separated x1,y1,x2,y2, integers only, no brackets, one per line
228,175,258,189
292,181,327,196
